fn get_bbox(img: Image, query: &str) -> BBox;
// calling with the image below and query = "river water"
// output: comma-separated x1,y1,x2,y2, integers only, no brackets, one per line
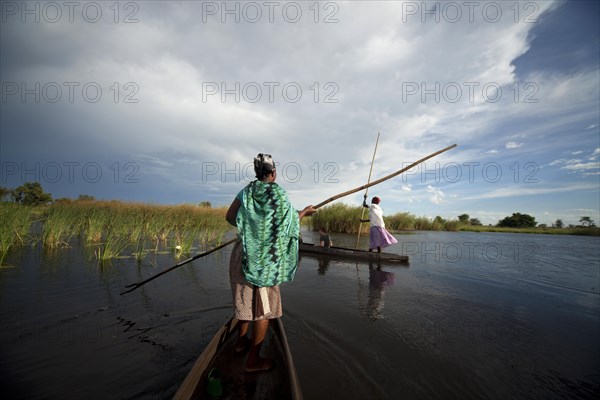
1,231,598,399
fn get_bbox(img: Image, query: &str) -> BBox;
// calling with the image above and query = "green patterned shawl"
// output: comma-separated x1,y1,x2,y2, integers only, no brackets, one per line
236,180,300,287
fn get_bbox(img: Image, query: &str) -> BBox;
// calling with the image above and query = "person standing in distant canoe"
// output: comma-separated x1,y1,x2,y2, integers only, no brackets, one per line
361,195,397,253
226,153,315,373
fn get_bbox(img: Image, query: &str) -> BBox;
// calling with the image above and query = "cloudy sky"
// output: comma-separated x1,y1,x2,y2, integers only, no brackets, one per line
1,0,599,225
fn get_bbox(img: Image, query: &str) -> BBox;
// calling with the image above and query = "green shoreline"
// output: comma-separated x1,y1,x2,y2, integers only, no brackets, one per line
454,225,599,236
308,203,599,237
387,226,600,236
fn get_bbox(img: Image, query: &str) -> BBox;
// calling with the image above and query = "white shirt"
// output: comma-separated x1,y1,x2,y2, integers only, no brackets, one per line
369,204,385,228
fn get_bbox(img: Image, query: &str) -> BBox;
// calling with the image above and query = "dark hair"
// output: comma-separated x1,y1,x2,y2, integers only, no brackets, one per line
254,153,275,180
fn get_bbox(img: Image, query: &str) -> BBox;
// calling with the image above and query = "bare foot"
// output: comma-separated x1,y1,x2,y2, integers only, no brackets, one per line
245,358,274,373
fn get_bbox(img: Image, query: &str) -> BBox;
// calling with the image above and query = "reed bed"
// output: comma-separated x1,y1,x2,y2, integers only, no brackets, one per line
310,203,370,234
0,203,32,265
311,203,463,233
42,203,83,248
1,201,232,262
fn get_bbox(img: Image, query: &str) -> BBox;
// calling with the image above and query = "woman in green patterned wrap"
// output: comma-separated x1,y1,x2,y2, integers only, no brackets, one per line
226,153,315,373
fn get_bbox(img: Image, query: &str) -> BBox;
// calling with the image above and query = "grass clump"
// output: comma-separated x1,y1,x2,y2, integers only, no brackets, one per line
310,203,370,234
0,203,32,265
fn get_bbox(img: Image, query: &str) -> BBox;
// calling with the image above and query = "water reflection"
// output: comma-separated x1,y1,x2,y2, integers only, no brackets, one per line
317,258,330,275
366,262,395,320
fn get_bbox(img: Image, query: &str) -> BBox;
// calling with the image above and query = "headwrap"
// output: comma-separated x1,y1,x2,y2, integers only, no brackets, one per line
372,196,381,204
254,153,275,179
236,180,300,287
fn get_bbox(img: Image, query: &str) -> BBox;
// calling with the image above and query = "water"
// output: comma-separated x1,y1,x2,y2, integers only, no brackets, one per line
1,231,598,399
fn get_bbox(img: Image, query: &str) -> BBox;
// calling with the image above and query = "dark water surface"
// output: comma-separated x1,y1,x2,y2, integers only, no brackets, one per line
1,231,598,399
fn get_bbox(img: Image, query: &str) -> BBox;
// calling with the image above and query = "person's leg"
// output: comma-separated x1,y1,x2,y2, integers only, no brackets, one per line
377,246,382,253
246,319,273,371
235,321,250,352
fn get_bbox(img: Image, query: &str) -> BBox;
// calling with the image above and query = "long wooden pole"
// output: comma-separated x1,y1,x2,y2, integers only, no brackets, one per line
314,144,457,209
355,132,380,249
120,238,236,295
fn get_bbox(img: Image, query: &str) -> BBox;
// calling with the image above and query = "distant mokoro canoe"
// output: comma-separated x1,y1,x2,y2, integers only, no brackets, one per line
299,242,409,264
173,317,302,400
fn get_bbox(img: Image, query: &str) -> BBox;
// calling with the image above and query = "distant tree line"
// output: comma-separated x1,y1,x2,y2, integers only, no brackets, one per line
1,182,52,206
456,213,595,229
458,214,482,226
0,182,99,206
0,181,214,208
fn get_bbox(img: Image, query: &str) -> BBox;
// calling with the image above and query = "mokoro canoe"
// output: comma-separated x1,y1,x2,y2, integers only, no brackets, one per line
173,317,302,400
299,242,409,264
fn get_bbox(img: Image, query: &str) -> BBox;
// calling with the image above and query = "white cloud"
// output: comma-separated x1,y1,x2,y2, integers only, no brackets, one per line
506,142,524,149
426,185,445,205
562,162,600,171
550,156,600,174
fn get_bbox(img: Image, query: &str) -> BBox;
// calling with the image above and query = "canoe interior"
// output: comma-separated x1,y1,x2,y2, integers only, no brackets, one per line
299,242,409,264
173,317,302,400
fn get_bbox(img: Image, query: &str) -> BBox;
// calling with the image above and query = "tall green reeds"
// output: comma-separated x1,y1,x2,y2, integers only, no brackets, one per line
0,203,32,265
42,203,82,247
11,200,233,262
385,212,418,230
100,202,229,260
169,205,229,255
311,202,463,233
310,203,369,234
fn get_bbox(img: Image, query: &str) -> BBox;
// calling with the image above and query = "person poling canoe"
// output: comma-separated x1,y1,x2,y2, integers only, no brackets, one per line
361,195,398,253
121,144,457,295
225,153,315,373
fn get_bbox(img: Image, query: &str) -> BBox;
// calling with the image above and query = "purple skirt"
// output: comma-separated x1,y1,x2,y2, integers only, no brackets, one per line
369,226,398,249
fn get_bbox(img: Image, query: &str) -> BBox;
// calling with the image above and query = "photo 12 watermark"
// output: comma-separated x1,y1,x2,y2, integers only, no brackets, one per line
201,81,339,104
200,1,340,23
399,320,539,345
1,82,140,104
400,1,541,24
1,321,122,346
1,161,140,184
1,1,140,23
401,81,539,104
200,161,339,184
401,240,539,264
400,161,540,184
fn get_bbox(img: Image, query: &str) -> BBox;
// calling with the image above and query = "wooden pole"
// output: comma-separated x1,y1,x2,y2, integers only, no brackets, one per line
355,132,380,249
314,144,457,209
120,238,236,295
